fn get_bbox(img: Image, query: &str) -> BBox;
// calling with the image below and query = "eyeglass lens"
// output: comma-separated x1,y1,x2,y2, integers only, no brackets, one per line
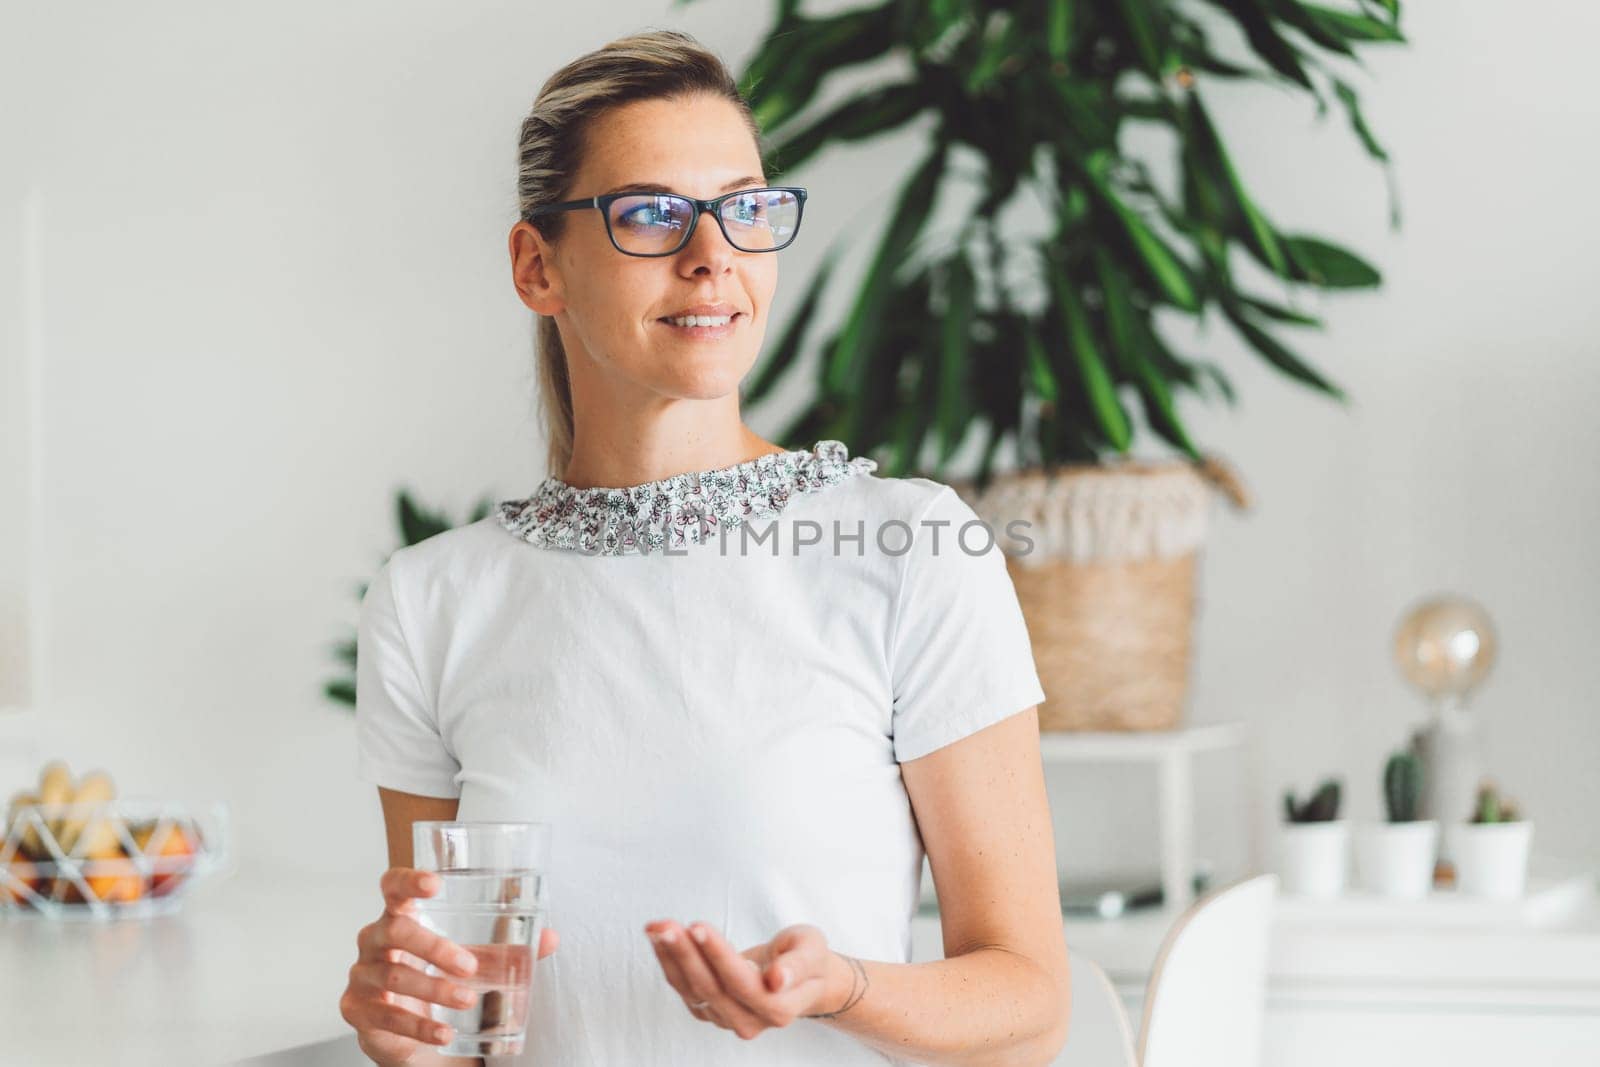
606,189,800,254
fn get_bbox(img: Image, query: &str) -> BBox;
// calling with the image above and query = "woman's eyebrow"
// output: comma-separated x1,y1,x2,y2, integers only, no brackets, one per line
597,175,766,197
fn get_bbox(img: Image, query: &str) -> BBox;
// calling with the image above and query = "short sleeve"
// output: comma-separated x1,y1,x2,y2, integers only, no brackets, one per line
888,485,1047,763
354,558,463,798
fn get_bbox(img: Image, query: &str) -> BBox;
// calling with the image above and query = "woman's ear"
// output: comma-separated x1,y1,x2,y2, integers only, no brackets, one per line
510,220,564,316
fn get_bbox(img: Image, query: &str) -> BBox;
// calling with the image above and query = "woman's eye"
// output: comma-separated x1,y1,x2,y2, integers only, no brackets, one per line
729,197,768,224
620,206,670,228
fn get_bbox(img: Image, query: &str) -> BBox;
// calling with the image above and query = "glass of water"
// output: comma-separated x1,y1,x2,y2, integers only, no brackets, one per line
411,821,552,1058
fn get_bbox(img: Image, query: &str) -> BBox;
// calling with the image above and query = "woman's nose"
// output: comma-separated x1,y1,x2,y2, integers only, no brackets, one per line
679,208,737,269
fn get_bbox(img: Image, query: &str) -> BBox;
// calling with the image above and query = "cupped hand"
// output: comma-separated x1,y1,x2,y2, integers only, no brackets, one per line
340,866,560,1066
644,919,839,1041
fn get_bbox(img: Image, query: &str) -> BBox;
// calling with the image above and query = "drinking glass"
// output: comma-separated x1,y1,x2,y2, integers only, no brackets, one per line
411,821,553,1057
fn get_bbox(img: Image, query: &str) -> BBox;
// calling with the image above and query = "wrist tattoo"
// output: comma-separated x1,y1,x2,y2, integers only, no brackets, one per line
803,952,868,1019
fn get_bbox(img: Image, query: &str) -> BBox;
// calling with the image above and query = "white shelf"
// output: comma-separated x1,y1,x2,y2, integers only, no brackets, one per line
1275,864,1597,928
1038,721,1247,762
1037,721,1253,911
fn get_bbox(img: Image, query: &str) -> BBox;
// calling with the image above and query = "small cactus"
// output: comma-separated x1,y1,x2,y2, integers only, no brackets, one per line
1383,748,1423,823
1284,778,1342,823
1471,779,1523,823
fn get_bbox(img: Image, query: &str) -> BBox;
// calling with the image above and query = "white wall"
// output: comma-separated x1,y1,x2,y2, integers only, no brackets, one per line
2,1,1595,892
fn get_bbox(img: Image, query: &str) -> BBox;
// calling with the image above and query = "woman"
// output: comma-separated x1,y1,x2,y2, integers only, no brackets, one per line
339,28,1070,1067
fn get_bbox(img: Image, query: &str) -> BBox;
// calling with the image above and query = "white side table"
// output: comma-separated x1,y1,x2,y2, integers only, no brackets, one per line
1038,721,1254,910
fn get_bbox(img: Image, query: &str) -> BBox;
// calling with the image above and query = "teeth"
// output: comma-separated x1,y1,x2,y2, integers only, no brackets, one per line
666,314,733,327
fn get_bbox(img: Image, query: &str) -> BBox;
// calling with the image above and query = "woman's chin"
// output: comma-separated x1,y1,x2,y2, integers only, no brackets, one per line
633,348,757,397
653,372,750,401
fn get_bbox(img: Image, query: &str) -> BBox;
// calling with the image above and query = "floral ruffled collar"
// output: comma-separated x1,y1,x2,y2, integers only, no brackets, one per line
496,439,877,556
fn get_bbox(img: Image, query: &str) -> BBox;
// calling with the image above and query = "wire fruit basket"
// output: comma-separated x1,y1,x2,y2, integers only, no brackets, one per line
0,798,231,921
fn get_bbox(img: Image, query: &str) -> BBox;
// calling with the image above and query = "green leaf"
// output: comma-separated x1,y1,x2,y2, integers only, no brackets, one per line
1171,18,1261,78
744,239,846,406
1303,4,1406,43
324,679,357,707
1198,362,1238,405
397,490,453,546
742,4,901,132
1221,300,1347,400
1204,0,1315,88
333,637,357,668
1185,93,1289,277
824,142,947,397
964,12,1019,95
1095,252,1200,457
1273,0,1357,57
935,255,978,465
1023,319,1058,403
1092,250,1140,362
1084,171,1201,311
1046,0,1073,61
844,269,929,453
1239,293,1323,327
1130,349,1201,457
891,348,938,476
974,421,1005,487
1113,0,1167,77
768,83,928,177
777,396,843,457
1282,235,1382,288
1047,257,1131,450
1331,78,1390,162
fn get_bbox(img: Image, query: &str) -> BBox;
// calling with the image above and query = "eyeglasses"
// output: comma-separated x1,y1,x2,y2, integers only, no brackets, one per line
523,186,807,257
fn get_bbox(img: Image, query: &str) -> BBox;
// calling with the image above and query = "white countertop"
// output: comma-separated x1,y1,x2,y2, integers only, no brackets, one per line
2,857,380,1066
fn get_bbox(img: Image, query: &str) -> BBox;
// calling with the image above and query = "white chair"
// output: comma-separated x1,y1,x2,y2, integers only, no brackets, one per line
1055,950,1139,1066
1136,873,1278,1067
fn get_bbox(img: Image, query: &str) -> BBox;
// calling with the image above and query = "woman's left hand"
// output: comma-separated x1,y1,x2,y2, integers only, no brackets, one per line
644,918,836,1039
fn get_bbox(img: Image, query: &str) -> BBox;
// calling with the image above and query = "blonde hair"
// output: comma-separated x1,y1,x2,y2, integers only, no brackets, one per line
516,29,764,480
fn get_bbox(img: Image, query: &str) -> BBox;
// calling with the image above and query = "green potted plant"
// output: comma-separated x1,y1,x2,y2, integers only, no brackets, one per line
1278,777,1348,897
693,0,1407,730
1447,780,1532,898
1356,745,1438,898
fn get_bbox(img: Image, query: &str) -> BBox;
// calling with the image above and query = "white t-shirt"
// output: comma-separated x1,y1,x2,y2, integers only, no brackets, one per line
354,441,1047,1066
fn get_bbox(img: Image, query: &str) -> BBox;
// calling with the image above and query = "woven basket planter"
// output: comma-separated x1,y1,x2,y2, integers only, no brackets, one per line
948,455,1249,732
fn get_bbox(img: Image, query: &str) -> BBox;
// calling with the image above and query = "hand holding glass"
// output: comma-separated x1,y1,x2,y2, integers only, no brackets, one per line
411,821,553,1058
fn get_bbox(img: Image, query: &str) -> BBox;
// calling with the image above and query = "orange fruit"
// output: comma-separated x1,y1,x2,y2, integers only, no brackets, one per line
133,822,199,897
2,859,42,905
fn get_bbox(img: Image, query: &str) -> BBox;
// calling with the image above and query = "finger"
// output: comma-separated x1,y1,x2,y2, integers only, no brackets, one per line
762,946,815,995
538,925,560,960
689,923,797,1023
758,925,827,997
669,922,768,1033
353,958,479,1012
368,911,479,979
350,995,456,1047
643,923,695,1001
379,867,440,916
366,1004,454,1049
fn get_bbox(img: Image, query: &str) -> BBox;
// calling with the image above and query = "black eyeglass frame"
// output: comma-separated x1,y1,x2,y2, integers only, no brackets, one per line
522,186,808,257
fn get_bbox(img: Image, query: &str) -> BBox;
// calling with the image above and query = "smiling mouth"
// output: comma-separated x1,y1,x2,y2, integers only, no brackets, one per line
656,312,744,334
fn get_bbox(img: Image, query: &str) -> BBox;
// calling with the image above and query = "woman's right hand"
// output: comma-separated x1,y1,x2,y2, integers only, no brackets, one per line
341,866,560,1066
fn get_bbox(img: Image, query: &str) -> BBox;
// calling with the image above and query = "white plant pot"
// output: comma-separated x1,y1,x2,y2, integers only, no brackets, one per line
1356,820,1439,898
1277,821,1350,897
1447,821,1534,898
